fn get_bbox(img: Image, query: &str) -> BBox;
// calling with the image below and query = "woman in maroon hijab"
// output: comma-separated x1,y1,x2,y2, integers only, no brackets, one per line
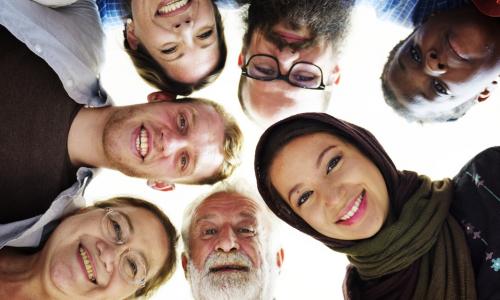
254,112,500,299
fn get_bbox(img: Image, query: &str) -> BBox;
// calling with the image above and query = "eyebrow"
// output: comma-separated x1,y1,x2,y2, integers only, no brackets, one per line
121,211,135,234
316,145,336,168
287,184,301,206
125,215,151,275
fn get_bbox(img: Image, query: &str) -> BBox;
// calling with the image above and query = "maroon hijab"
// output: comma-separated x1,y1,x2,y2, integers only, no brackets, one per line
254,113,422,298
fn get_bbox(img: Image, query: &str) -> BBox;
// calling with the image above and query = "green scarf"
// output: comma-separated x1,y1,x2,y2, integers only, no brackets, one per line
338,176,476,300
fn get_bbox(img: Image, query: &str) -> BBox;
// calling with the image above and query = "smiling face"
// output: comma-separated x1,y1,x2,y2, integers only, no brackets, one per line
384,7,500,117
269,132,389,240
239,22,338,125
129,0,220,84
41,206,169,300
185,192,268,299
102,99,225,184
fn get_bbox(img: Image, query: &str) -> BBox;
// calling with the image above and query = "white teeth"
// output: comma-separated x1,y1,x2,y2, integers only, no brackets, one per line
339,192,363,221
158,0,188,14
79,246,96,282
136,128,148,158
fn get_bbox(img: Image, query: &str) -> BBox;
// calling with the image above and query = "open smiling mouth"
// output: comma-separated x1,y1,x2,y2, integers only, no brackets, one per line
209,265,250,273
135,126,149,158
79,245,97,284
337,190,366,223
157,0,190,16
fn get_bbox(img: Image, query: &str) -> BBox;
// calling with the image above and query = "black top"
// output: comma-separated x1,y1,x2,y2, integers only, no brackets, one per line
0,26,82,223
452,147,500,300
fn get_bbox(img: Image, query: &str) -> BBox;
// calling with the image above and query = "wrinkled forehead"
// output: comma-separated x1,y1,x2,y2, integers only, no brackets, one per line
193,192,262,226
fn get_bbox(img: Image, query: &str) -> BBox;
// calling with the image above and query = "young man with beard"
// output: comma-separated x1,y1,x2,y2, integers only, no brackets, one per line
181,182,284,300
0,0,242,224
237,0,354,126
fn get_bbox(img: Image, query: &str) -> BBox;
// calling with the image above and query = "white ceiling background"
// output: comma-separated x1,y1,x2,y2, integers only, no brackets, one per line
87,4,500,299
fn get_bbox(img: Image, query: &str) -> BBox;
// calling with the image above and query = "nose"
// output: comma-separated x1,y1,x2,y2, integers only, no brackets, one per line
215,225,239,252
321,184,346,209
96,240,127,273
424,49,447,76
160,133,187,157
173,16,193,30
275,48,300,74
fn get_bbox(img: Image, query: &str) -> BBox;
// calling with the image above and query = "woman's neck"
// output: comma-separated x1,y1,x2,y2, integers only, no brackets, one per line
0,248,46,299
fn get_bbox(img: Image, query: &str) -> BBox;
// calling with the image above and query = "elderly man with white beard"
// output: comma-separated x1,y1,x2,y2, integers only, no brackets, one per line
181,183,284,300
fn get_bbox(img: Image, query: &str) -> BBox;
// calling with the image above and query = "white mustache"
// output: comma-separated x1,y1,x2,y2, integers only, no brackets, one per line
204,251,253,273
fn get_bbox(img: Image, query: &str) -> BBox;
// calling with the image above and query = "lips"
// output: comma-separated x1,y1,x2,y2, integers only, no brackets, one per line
156,0,191,17
209,264,250,273
78,244,97,284
336,190,367,225
135,126,150,159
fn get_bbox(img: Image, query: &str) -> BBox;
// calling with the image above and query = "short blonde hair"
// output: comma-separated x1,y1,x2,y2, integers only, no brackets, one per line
176,97,243,185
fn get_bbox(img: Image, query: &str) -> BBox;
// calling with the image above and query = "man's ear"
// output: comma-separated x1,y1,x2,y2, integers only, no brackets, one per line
146,179,175,192
147,91,177,103
238,52,244,67
181,253,189,278
332,64,341,85
125,19,139,50
276,248,285,268
477,88,490,102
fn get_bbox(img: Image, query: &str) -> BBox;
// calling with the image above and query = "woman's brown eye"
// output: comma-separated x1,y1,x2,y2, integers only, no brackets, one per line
162,46,177,54
326,156,341,174
298,190,313,207
197,29,213,39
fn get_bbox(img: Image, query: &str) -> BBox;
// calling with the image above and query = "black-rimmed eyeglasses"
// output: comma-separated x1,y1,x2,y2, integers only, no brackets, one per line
241,54,326,90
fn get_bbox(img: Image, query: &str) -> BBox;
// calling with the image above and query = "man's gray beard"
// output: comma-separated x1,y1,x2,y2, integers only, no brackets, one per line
187,251,268,300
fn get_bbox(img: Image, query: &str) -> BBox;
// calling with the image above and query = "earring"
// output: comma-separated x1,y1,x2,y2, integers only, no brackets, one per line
126,18,132,25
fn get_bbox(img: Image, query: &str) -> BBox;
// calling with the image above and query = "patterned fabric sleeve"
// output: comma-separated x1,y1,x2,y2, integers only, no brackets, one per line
452,146,500,300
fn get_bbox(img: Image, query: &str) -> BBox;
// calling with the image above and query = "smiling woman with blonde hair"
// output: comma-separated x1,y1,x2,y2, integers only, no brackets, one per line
0,197,178,300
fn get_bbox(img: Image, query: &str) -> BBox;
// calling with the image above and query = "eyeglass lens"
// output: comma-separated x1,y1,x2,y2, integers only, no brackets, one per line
247,55,322,88
101,209,148,286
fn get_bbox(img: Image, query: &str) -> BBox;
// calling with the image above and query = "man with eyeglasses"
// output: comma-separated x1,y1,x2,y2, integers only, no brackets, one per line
238,0,355,126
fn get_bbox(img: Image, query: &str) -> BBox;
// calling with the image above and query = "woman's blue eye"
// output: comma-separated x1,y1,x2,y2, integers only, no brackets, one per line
326,156,341,174
410,45,421,63
298,191,313,207
432,79,448,95
111,220,123,241
128,258,138,276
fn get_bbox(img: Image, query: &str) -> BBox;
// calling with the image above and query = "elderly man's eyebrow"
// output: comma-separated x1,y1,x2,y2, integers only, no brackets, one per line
239,211,257,221
195,214,217,224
